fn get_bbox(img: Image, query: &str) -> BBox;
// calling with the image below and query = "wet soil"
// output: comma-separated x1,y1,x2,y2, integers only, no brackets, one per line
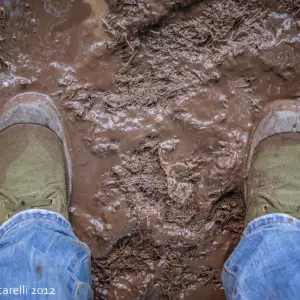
1,0,300,299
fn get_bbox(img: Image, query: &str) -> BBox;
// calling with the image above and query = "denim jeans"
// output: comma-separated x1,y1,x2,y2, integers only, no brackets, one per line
0,209,92,299
3,209,299,300
222,213,300,300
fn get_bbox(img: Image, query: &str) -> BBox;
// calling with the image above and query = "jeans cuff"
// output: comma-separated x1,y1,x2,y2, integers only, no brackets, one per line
243,213,300,237
0,209,72,238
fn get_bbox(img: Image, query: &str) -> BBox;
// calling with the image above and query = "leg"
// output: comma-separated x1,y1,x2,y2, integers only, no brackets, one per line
222,100,300,300
223,213,300,299
0,209,92,299
0,93,92,299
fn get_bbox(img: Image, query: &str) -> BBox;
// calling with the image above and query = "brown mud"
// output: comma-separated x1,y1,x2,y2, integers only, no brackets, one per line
1,0,300,299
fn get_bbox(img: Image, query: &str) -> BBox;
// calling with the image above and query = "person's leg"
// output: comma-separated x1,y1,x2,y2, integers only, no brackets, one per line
0,209,92,299
222,100,300,300
223,213,300,300
0,93,92,299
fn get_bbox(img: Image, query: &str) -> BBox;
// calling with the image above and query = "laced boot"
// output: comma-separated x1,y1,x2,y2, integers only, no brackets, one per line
0,93,72,223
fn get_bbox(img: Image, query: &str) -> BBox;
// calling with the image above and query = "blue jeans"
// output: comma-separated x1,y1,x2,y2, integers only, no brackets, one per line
0,209,92,299
3,210,299,300
223,213,300,300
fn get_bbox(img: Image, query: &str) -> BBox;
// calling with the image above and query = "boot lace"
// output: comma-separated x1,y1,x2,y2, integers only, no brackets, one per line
0,184,64,219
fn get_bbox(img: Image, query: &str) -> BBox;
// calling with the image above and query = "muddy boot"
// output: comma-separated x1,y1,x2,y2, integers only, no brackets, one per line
245,100,300,225
0,93,72,224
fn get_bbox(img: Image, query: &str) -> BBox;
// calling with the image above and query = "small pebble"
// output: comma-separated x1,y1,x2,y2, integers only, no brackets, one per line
31,18,37,26
19,79,31,88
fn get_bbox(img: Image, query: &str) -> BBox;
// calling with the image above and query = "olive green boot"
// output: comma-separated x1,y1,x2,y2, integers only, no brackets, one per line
0,93,72,223
245,100,300,225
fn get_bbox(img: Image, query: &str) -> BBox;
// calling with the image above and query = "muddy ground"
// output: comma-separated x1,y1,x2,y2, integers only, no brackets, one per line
1,0,300,299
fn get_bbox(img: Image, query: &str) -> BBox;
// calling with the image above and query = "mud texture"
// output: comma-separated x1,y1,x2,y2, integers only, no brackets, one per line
1,0,300,299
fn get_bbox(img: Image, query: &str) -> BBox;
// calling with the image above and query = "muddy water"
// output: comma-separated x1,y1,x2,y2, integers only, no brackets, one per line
1,0,300,299
0,0,119,251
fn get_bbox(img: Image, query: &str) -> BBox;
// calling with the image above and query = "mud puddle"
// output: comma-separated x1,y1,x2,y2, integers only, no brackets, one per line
1,0,300,299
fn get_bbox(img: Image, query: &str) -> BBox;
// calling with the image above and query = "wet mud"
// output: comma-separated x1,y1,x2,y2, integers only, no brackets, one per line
1,0,300,299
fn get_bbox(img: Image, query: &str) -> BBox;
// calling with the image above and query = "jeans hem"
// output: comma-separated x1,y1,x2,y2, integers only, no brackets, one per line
243,213,300,237
0,209,71,238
